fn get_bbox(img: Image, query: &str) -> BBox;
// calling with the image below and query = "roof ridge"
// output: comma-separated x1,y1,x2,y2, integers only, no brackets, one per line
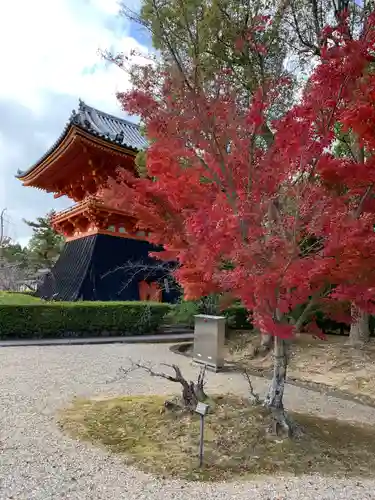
75,99,140,129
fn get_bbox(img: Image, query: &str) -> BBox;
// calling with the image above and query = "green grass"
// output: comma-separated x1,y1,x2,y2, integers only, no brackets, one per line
59,394,375,482
0,292,42,305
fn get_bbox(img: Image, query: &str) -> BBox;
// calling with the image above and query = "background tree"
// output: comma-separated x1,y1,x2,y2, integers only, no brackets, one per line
0,237,28,267
0,236,36,291
117,0,298,150
109,13,375,436
285,0,374,62
0,260,33,292
137,0,293,105
285,0,375,346
23,211,64,270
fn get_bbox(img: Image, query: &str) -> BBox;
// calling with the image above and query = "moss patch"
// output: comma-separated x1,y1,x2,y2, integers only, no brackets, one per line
59,395,375,481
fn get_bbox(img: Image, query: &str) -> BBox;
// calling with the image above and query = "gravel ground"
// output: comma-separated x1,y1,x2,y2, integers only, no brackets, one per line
1,343,375,500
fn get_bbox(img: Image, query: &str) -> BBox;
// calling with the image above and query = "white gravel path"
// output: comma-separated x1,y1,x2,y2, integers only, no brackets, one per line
0,343,375,500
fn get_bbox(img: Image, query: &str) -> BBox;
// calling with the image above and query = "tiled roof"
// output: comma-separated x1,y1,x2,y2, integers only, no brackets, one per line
70,100,148,151
17,100,148,178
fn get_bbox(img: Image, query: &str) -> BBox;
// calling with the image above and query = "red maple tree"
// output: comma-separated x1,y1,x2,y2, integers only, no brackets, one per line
107,13,375,435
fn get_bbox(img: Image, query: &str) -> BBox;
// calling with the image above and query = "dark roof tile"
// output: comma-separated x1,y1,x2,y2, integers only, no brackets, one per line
71,99,148,150
17,100,147,178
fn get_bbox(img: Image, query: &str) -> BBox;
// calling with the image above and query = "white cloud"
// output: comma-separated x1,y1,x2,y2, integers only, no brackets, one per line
0,0,144,113
91,0,122,15
0,0,147,243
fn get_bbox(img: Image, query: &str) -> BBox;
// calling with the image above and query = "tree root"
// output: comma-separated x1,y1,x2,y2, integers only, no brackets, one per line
266,407,304,439
252,334,273,358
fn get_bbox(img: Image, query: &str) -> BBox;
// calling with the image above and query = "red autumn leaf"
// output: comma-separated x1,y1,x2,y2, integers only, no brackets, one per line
104,12,375,339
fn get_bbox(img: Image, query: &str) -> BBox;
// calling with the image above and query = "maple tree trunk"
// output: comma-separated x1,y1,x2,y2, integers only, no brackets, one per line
192,364,208,404
260,333,273,352
173,366,208,411
264,336,302,438
180,381,199,410
349,305,370,347
253,333,273,357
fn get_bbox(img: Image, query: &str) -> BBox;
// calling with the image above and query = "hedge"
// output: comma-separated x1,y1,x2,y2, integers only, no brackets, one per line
0,301,172,339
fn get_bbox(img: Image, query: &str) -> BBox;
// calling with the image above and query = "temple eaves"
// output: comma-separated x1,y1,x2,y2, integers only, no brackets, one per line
16,99,148,179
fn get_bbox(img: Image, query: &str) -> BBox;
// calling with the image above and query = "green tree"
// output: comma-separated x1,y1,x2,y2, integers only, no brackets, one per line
140,0,290,97
0,237,34,291
23,211,64,270
120,0,296,137
1,238,28,266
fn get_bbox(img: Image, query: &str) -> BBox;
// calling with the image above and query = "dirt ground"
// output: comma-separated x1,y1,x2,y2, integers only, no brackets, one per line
226,331,375,406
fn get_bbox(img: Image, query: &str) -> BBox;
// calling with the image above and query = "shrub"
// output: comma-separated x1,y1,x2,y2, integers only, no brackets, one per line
290,302,351,335
222,304,353,334
167,299,359,335
223,305,252,330
167,301,253,330
315,310,350,335
166,300,199,328
0,301,172,339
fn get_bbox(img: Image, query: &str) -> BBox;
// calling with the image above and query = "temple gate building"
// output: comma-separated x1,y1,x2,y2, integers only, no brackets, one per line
16,100,177,302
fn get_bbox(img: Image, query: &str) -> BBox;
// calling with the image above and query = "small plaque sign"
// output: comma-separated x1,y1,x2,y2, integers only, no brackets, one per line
195,402,209,416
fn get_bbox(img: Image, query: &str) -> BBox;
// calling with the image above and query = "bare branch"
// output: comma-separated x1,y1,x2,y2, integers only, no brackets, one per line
354,184,374,219
113,359,209,411
242,368,262,405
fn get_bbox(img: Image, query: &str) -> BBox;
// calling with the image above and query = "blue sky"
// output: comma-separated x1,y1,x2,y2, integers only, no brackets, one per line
0,0,151,246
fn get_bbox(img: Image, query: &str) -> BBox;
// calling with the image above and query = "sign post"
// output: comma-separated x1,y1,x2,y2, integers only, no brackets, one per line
195,402,209,468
